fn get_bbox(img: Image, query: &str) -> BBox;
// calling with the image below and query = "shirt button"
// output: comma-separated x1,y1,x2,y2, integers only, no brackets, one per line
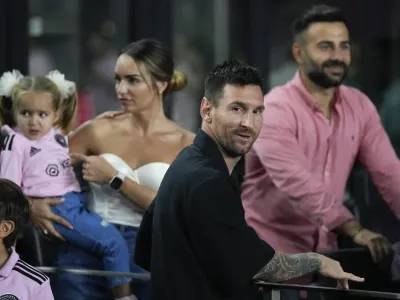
324,171,330,176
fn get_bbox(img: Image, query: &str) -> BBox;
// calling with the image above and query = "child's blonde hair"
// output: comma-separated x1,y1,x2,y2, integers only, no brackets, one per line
0,70,78,134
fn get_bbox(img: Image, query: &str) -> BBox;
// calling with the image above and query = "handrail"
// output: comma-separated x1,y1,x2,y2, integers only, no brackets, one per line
36,267,400,299
255,281,400,300
37,266,151,280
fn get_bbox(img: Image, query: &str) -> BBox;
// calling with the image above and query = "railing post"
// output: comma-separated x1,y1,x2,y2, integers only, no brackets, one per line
263,289,281,300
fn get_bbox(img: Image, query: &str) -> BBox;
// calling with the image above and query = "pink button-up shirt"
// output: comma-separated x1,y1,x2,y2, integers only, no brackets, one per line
242,72,400,254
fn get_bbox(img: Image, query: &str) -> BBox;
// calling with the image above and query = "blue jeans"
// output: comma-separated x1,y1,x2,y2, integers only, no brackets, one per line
51,223,150,300
50,192,148,298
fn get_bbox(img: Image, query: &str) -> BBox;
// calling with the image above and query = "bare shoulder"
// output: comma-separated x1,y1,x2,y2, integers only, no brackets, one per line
73,118,113,139
69,118,114,154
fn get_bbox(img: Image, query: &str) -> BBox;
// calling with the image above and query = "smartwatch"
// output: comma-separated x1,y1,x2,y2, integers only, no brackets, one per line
109,172,126,191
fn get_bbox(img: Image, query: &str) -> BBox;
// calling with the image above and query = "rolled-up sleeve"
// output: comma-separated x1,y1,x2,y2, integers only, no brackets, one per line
253,99,353,231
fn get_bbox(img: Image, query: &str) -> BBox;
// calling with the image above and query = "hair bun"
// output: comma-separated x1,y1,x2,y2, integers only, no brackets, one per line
168,70,187,91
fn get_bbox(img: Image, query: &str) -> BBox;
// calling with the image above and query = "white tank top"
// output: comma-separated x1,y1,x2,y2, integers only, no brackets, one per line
88,153,170,227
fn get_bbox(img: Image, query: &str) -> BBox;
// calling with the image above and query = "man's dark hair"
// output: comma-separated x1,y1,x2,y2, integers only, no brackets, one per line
0,179,30,250
293,5,347,41
204,60,264,104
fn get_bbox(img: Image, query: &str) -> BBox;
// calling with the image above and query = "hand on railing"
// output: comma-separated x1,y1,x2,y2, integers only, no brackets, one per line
352,228,393,267
317,254,364,289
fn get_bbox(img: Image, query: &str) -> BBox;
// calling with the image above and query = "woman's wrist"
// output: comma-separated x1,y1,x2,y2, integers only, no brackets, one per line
106,169,118,183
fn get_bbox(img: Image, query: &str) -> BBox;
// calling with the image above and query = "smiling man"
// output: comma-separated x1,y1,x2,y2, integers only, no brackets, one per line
134,60,363,300
242,4,400,277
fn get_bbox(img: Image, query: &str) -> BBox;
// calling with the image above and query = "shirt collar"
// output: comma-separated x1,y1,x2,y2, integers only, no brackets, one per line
0,247,19,278
41,127,56,141
193,129,230,175
290,71,343,110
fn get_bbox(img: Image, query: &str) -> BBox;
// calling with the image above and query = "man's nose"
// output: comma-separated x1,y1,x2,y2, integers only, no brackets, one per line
241,112,254,129
331,47,346,62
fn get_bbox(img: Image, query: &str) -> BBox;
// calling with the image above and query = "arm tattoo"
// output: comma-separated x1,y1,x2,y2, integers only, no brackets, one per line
253,252,322,282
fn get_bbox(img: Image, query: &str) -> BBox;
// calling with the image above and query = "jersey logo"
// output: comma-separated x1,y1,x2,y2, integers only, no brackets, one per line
45,164,60,177
54,134,68,148
29,147,41,157
61,158,71,169
0,294,19,300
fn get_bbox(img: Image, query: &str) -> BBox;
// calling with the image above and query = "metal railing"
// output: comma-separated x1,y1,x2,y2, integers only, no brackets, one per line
36,267,400,299
37,266,151,281
256,282,400,300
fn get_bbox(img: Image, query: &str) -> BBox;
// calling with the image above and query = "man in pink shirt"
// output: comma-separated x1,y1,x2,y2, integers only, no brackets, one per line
0,178,54,299
242,4,399,266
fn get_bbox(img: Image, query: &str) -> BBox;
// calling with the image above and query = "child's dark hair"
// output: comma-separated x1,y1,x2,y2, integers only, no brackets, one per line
0,179,31,250
0,72,78,134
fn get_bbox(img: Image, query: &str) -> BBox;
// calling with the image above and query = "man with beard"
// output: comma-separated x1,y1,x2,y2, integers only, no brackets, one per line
242,4,400,282
134,60,363,300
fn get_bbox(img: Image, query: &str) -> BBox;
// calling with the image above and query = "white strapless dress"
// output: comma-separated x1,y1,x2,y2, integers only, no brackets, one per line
88,153,170,227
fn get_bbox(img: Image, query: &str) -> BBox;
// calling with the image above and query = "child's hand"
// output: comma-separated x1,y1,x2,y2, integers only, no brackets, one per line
70,153,116,184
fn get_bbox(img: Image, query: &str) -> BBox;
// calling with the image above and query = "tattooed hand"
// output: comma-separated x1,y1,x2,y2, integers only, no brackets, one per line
318,254,364,289
254,252,364,289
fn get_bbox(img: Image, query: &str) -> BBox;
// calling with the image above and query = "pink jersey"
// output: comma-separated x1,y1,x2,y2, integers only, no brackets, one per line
0,125,80,197
0,248,54,300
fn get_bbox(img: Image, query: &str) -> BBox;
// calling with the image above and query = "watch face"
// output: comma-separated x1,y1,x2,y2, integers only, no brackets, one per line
110,177,123,190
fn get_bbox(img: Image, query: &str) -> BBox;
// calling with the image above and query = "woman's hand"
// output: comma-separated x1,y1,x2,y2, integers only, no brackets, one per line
70,153,116,184
29,198,73,240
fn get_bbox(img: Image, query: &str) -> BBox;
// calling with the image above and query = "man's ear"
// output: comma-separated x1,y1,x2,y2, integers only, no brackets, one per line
200,97,214,123
292,42,305,64
0,220,15,240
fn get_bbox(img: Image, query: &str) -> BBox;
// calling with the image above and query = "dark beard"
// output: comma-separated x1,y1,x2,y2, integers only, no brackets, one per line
216,135,249,158
307,59,349,89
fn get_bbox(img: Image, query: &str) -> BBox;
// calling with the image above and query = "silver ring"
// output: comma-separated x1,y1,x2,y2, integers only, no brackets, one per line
43,229,48,235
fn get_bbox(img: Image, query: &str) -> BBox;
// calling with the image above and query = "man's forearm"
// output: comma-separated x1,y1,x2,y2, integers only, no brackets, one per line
334,219,362,238
253,252,322,282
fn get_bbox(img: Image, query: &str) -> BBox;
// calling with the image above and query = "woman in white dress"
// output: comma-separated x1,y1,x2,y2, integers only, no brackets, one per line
30,39,195,300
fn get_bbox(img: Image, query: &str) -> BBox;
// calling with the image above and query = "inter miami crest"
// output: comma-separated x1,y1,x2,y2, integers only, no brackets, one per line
54,133,68,148
46,164,60,177
0,294,19,300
